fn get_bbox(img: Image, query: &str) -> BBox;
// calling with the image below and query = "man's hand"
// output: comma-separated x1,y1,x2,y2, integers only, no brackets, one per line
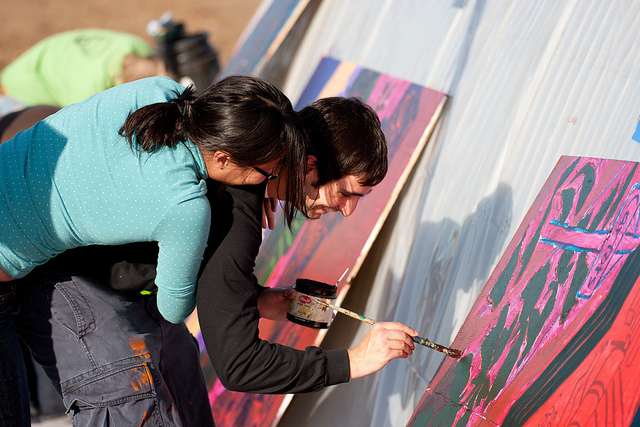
261,197,279,230
257,286,296,321
347,322,417,379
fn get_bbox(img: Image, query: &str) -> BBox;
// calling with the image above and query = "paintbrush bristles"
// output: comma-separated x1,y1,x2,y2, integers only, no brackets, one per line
445,348,463,358
412,336,463,358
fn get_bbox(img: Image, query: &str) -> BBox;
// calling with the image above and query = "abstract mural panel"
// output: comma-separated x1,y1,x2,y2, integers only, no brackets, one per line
216,0,310,80
206,56,447,426
408,156,640,426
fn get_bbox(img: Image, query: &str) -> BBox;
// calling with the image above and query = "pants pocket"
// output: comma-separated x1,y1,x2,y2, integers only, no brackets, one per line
47,278,96,339
61,356,182,426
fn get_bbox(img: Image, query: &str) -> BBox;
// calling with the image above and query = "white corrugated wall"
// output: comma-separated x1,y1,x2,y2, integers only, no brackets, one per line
273,1,640,425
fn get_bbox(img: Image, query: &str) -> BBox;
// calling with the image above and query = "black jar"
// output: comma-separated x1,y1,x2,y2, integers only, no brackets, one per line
287,278,337,329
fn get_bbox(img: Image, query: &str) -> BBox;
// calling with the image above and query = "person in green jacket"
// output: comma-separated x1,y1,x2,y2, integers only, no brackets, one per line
0,28,168,107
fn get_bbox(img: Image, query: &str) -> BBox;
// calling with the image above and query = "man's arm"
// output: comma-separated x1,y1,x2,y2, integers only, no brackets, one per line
256,286,418,380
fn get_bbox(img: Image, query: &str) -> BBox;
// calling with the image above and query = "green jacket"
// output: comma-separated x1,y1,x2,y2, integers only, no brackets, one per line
1,28,152,107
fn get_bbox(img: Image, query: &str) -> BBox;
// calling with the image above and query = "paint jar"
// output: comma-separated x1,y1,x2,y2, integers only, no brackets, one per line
287,278,337,329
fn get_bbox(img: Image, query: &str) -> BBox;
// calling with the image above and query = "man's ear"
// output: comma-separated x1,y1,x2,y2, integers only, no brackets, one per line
305,155,318,174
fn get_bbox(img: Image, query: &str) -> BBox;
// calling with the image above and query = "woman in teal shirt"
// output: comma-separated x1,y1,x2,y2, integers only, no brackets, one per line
0,73,307,426
0,75,306,323
0,74,309,426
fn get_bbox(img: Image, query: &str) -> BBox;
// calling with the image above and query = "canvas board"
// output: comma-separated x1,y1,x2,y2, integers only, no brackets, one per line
216,0,311,80
408,156,640,426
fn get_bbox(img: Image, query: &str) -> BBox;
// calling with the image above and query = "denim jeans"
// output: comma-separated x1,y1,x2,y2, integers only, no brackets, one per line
14,275,215,426
0,282,30,427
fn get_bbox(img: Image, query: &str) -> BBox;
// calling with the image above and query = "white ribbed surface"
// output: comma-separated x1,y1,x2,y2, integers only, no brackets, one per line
273,1,640,426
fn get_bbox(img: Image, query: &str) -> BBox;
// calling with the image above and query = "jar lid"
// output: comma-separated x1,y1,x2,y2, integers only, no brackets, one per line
294,278,337,298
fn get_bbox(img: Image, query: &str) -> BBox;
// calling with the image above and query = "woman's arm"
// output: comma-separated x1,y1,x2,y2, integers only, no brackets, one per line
154,196,211,323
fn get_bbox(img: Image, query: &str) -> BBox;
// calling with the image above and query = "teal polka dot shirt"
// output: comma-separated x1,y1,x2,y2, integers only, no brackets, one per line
0,77,210,323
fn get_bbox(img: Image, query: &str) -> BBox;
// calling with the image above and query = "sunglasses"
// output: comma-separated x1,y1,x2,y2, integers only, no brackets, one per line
253,166,279,181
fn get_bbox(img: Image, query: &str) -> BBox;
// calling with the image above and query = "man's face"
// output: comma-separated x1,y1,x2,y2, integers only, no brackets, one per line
303,169,372,219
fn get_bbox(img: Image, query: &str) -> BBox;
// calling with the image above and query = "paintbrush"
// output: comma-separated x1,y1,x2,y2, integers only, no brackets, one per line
313,298,463,358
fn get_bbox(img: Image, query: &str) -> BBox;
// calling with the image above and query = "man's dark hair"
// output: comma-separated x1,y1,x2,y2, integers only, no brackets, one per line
298,97,388,188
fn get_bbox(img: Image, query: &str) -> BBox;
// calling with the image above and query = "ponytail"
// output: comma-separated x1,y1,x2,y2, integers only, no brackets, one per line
119,85,197,151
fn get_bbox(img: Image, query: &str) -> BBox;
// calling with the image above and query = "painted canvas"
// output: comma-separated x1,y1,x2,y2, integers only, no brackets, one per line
216,0,310,79
408,156,640,426
205,56,447,426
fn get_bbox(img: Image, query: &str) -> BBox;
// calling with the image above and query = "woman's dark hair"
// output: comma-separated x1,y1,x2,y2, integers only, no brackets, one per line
297,97,388,191
119,75,307,228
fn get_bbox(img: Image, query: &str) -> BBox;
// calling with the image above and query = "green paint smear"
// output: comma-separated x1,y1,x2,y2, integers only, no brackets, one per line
560,251,588,324
489,235,523,307
450,354,473,400
466,305,515,408
587,182,617,232
576,213,591,230
559,188,574,224
520,263,557,359
461,260,567,417
572,163,595,214
412,355,475,427
556,249,574,284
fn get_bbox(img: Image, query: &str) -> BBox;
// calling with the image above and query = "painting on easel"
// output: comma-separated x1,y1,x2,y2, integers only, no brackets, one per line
207,56,447,427
408,156,640,426
216,0,311,80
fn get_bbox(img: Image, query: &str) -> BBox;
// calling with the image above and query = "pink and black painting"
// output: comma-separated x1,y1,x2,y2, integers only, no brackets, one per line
408,156,640,426
206,56,447,426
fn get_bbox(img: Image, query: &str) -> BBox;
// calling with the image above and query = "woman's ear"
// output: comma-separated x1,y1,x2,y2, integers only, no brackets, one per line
212,151,231,170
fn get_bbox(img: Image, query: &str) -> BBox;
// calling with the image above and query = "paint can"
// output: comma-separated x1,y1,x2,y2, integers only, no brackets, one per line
287,278,337,329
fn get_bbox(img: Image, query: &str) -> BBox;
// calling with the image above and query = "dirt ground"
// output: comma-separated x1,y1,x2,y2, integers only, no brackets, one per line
0,0,263,71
